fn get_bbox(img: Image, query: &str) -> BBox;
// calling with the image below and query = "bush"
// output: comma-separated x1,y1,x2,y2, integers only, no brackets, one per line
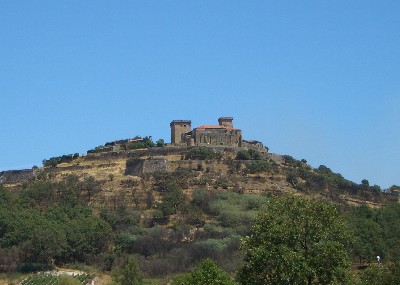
115,233,137,253
286,171,298,187
112,257,143,285
17,263,55,273
42,153,79,167
156,139,165,147
172,258,237,285
213,178,229,189
246,160,273,173
126,136,155,150
186,148,217,160
236,149,261,160
159,183,186,217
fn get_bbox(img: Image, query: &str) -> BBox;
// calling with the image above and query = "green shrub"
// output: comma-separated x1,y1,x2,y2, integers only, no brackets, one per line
42,153,79,167
186,148,216,160
172,258,237,285
246,160,272,173
17,263,55,273
236,149,261,160
126,136,155,150
282,155,298,166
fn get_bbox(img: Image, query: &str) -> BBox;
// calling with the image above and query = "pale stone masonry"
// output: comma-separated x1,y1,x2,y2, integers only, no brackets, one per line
170,117,243,147
170,120,191,144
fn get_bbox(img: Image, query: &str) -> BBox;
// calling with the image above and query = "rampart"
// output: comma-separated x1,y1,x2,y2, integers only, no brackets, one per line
125,157,168,175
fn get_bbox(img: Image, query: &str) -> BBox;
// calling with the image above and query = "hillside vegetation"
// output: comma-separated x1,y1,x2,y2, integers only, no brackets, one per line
1,139,399,283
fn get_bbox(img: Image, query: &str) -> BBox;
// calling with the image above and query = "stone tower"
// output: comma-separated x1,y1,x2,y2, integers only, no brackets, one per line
218,117,234,128
170,120,191,144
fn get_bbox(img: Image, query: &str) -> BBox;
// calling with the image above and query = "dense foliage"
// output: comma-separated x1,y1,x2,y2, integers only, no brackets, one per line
346,203,400,263
0,181,111,269
185,147,221,160
42,153,79,167
238,195,352,285
1,148,400,282
236,149,262,160
88,136,158,153
281,155,393,204
126,137,156,150
112,257,143,285
172,259,237,285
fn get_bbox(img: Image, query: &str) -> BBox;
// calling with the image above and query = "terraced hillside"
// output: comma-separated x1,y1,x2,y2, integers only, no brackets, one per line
1,144,392,213
0,142,399,281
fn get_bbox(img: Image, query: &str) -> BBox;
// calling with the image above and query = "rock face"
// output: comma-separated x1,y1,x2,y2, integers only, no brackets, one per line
0,169,34,184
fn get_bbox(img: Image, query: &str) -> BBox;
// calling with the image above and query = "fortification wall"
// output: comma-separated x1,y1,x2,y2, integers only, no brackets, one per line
142,158,168,173
42,165,93,173
266,153,284,164
125,157,168,175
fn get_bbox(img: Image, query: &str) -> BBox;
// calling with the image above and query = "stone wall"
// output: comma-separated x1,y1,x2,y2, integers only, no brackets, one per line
170,120,191,144
142,158,168,173
84,146,190,162
125,157,168,175
266,153,284,164
193,128,242,147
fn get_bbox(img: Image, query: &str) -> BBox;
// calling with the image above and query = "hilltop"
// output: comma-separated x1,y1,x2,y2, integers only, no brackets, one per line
1,142,395,209
1,116,396,209
1,125,399,283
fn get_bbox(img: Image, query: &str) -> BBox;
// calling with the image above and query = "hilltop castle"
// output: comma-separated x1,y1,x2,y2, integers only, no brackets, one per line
170,117,265,151
171,117,242,147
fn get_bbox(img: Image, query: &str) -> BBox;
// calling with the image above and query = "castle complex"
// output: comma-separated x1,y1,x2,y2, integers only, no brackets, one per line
171,117,261,149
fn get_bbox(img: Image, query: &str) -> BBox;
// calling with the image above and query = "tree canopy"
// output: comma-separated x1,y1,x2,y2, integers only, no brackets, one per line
237,195,352,285
112,257,143,285
172,258,237,285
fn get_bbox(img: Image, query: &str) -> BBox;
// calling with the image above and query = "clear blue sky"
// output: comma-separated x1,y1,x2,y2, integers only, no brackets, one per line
1,1,399,189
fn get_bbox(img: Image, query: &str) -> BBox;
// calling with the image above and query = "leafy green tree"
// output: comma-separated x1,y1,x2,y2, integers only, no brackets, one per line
113,256,143,285
22,222,67,263
186,147,217,160
126,136,155,150
360,263,400,285
65,215,111,261
246,160,273,174
156,139,165,147
236,150,252,160
236,149,261,160
172,258,237,285
82,176,99,202
159,183,186,217
237,195,351,285
361,179,370,187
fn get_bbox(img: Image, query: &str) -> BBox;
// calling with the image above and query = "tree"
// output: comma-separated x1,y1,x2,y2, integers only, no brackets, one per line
82,176,99,202
113,256,143,285
172,258,237,285
236,149,261,160
156,139,165,147
65,215,111,261
360,263,400,285
361,179,370,187
22,222,67,263
237,195,352,285
159,183,186,217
